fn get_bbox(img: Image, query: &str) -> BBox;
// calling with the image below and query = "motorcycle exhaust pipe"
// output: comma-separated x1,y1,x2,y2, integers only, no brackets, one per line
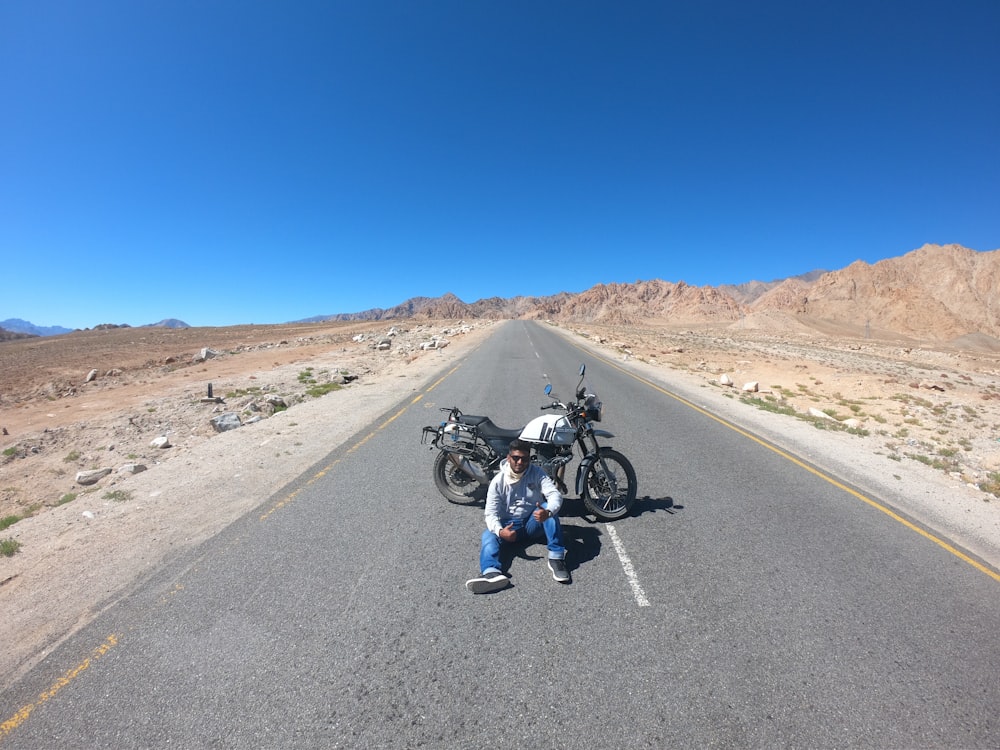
454,456,489,484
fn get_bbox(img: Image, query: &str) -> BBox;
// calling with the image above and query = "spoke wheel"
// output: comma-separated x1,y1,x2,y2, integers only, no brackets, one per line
432,450,485,504
581,449,637,520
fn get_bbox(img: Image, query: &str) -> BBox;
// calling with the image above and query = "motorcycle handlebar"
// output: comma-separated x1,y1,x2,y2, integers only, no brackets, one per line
541,401,570,411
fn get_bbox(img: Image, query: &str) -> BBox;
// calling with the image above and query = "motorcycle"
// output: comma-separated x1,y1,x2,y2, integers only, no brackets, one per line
421,364,638,520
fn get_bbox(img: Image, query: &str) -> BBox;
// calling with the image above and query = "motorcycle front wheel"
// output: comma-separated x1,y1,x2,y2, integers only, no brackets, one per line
581,449,637,520
432,450,485,505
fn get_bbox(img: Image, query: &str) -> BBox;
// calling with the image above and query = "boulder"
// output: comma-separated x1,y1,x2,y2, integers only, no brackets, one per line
150,436,171,449
76,468,111,485
742,381,759,392
194,347,221,362
210,412,242,433
719,374,733,386
84,369,99,383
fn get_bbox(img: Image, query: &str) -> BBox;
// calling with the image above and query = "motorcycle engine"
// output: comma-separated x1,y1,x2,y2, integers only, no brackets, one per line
536,445,573,477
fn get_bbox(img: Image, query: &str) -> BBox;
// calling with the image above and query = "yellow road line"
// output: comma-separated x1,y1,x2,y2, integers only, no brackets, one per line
574,343,1000,584
1,634,119,741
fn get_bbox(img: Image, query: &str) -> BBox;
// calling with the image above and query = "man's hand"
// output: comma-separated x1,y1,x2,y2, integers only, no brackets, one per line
532,503,551,522
498,523,517,542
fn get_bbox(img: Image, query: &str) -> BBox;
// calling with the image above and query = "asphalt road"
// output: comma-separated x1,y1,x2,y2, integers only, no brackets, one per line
3,320,1000,748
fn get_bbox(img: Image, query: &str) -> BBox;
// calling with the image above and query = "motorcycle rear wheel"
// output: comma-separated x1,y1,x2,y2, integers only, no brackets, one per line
581,449,637,520
432,450,485,505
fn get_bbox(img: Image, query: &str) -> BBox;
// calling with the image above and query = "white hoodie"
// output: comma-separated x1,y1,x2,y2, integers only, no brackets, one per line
484,460,563,536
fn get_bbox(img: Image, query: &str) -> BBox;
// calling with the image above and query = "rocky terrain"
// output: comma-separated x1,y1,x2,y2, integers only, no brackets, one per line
313,244,1000,343
0,320,477,523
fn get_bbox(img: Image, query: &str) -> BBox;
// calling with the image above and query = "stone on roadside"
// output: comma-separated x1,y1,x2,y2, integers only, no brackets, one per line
742,381,759,392
150,436,171,449
194,347,220,362
118,463,147,475
210,412,242,432
85,369,99,383
719,374,733,386
76,468,112,485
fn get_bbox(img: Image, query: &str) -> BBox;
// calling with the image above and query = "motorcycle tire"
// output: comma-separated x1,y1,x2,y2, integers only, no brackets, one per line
432,450,485,505
581,448,637,520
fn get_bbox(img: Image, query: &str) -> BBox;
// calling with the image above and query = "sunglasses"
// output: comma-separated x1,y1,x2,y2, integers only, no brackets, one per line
508,454,530,463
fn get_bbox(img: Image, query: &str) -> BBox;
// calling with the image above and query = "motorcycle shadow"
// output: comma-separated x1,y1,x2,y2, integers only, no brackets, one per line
630,495,681,518
560,494,681,522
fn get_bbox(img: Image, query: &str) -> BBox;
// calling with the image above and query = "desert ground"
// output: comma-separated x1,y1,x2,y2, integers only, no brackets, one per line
2,318,1000,683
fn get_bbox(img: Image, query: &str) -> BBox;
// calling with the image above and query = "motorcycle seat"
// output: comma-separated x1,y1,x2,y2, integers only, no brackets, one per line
459,415,522,441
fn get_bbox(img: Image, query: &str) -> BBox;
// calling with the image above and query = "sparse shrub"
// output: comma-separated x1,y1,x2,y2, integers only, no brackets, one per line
1,538,21,557
63,450,81,463
56,493,77,506
980,473,1000,498
0,514,23,531
103,489,133,503
306,382,341,398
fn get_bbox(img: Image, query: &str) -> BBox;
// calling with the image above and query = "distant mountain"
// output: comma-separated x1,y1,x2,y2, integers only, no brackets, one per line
304,243,1000,342
718,269,828,305
0,318,73,337
0,318,191,336
145,319,191,329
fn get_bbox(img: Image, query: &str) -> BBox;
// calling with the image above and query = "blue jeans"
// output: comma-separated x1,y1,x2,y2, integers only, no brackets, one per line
480,515,566,575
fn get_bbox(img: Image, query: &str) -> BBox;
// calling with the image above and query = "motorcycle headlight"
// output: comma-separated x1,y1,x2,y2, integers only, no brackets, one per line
584,394,602,422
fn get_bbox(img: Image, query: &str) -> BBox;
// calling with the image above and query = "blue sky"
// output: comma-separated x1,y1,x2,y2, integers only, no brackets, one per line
2,1,997,329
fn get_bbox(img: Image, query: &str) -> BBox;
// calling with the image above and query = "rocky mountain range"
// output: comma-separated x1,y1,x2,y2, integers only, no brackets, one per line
0,318,190,339
0,318,74,338
6,244,998,345
313,244,1000,345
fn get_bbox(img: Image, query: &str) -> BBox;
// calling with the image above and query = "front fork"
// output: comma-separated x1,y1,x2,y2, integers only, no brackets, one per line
574,432,618,496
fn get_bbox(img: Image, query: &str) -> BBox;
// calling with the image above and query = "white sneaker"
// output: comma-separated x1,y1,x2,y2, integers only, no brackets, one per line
466,571,510,594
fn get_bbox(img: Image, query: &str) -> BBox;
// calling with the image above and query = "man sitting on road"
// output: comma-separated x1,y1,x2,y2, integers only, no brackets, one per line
466,439,570,593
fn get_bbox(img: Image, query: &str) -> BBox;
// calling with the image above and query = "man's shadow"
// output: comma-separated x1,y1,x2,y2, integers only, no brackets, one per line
496,495,682,577
497,522,603,577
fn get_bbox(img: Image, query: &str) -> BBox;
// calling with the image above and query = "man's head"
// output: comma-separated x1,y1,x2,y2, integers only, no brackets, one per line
507,439,531,469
